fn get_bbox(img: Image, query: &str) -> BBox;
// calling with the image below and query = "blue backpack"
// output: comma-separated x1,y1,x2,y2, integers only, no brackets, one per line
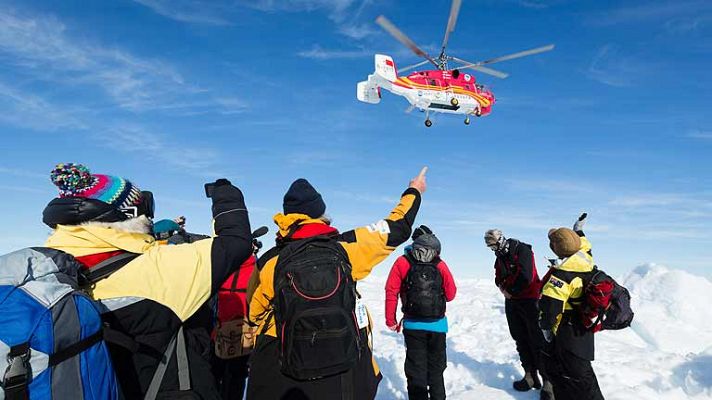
0,248,119,400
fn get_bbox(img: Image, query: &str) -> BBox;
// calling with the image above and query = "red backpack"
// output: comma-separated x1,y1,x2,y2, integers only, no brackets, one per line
580,268,634,332
214,255,257,359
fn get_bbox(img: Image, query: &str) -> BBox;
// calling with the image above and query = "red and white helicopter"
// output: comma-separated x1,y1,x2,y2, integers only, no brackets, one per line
357,0,554,127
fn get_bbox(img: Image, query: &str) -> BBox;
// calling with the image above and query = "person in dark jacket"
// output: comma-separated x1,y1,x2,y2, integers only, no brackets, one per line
385,226,457,400
42,163,253,399
212,227,267,400
246,167,427,400
484,229,553,399
539,214,604,400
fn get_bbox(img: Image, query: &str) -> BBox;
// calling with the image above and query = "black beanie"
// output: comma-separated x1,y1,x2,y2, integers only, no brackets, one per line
412,225,433,240
283,178,326,219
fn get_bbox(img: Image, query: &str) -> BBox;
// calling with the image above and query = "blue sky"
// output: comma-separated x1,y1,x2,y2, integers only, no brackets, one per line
0,0,710,279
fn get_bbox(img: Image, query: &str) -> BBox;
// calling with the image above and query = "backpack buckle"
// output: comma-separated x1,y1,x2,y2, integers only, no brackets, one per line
2,345,31,391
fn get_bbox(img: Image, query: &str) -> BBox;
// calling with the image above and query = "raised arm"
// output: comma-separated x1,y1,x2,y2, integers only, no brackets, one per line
338,168,426,281
208,179,253,292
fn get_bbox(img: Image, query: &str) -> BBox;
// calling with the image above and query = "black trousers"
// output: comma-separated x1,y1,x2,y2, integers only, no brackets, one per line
403,329,447,400
246,336,381,400
505,299,546,378
212,355,250,400
544,345,604,400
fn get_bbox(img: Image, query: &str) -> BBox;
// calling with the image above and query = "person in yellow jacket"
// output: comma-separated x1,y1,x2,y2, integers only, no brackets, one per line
42,163,252,399
539,213,604,400
246,167,427,400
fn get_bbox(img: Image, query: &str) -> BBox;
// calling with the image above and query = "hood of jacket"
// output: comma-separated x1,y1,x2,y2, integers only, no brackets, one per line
273,213,337,238
45,223,157,257
555,236,594,273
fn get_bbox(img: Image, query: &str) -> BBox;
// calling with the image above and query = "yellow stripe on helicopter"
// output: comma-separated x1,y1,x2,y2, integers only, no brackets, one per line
396,77,491,107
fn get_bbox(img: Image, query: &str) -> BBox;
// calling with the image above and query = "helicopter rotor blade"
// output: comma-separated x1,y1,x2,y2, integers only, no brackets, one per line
450,56,509,78
478,44,555,65
375,15,439,68
440,0,462,54
398,60,432,73
469,65,509,79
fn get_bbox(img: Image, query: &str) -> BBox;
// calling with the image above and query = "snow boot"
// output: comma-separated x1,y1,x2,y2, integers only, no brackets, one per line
540,380,555,400
513,371,541,391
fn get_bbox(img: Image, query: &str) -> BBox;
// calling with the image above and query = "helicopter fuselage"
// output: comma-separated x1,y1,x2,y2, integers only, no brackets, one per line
394,69,495,116
357,55,495,122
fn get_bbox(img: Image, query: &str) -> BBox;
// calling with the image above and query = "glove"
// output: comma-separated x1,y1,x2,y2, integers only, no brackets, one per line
214,178,232,187
387,324,399,332
174,216,186,229
542,329,554,343
499,286,512,299
573,212,587,232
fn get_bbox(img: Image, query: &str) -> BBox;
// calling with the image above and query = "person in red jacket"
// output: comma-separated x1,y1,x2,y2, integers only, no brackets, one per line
385,226,457,400
212,227,268,400
484,229,553,400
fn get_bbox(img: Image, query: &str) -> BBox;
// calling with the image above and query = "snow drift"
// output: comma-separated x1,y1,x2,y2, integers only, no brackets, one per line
357,264,712,399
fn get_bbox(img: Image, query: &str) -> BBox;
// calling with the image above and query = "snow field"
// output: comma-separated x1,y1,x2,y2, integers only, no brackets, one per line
358,264,712,399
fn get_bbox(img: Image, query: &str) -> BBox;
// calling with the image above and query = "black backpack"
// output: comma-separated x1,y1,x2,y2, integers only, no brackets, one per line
580,268,634,332
401,255,446,320
273,236,362,380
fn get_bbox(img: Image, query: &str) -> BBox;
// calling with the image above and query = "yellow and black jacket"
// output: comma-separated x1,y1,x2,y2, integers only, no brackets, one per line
245,187,421,399
539,230,596,360
44,184,252,398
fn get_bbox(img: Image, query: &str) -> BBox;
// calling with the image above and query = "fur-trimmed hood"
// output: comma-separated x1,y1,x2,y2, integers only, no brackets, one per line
83,215,153,235
45,217,156,257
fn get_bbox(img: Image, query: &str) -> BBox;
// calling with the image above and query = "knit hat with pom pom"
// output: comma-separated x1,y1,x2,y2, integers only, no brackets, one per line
50,163,144,212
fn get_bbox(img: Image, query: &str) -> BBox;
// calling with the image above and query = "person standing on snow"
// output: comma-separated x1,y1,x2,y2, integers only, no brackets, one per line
42,163,253,399
246,167,427,400
212,226,268,400
384,225,457,400
539,214,604,400
484,229,553,399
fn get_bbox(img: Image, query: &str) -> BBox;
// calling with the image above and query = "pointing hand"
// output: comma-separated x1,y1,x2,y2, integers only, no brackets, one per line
409,166,428,194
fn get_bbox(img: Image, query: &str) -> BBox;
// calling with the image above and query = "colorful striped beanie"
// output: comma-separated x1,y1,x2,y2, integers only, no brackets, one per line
50,163,144,211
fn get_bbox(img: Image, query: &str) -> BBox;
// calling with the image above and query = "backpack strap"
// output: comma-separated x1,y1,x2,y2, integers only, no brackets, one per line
175,326,190,391
48,330,104,367
1,330,104,400
81,252,140,285
256,311,275,341
144,326,191,400
340,368,354,400
1,343,31,400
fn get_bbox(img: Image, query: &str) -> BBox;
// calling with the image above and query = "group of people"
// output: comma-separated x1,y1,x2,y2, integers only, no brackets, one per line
0,162,605,400
483,215,604,400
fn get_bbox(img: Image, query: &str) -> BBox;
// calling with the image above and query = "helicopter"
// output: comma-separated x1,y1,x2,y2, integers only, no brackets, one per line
356,0,554,127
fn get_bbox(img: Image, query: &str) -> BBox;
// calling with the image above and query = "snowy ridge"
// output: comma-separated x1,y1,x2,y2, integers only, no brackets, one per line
358,264,712,399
